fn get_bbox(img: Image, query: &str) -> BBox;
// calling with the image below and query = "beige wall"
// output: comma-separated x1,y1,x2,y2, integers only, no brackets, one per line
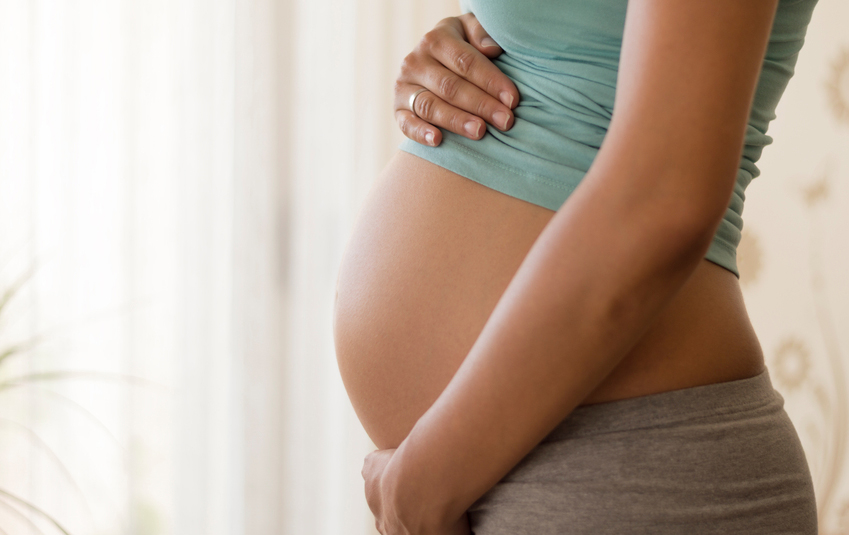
738,0,849,531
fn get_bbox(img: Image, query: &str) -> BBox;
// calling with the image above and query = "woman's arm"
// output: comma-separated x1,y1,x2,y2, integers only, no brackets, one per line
371,0,780,532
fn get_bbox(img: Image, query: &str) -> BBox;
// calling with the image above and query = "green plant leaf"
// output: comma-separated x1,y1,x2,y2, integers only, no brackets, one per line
0,418,95,525
0,263,37,321
0,496,48,535
0,336,42,368
0,488,72,535
29,386,127,456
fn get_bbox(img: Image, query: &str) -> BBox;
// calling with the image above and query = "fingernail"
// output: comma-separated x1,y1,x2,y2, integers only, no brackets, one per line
493,110,510,130
499,91,513,109
481,36,499,48
464,120,482,138
425,131,435,145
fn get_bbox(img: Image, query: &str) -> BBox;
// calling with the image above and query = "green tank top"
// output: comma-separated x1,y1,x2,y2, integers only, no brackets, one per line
398,0,819,278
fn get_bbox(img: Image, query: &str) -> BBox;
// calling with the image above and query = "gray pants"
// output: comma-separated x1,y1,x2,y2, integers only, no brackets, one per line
468,368,818,534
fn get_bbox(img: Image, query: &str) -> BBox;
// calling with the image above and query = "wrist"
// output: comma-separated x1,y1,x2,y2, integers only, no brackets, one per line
381,439,463,535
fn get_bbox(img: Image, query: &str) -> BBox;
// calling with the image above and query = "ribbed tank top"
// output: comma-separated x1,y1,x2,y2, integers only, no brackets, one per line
398,0,819,278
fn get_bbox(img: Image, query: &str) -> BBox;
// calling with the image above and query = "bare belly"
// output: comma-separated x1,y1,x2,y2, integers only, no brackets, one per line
333,150,766,451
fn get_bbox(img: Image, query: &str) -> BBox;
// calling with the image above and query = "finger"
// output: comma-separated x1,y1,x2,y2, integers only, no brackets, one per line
434,15,519,110
423,32,518,112
399,57,514,132
409,86,491,138
438,14,502,59
396,83,491,141
395,108,443,147
457,12,503,58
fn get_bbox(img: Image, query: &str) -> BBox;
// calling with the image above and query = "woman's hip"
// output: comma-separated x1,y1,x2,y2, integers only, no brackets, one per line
468,368,817,534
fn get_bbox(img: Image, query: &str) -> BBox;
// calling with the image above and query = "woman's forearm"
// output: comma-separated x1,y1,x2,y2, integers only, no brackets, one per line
379,141,728,533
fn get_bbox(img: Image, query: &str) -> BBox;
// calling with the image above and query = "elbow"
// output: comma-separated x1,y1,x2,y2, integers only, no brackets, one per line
677,184,731,247
595,127,740,264
612,183,727,276
635,164,736,266
595,200,723,333
652,194,727,271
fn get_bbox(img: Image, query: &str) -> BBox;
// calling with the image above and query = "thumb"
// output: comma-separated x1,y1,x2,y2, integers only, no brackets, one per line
459,12,503,58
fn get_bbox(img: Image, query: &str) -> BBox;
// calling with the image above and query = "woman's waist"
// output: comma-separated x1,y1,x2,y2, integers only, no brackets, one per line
548,367,779,442
580,258,766,406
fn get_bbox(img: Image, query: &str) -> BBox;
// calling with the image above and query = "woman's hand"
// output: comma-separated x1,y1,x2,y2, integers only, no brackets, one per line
363,448,471,535
394,13,520,147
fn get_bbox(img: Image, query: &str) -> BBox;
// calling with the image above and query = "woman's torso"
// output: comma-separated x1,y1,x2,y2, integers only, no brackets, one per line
333,151,765,451
333,0,819,451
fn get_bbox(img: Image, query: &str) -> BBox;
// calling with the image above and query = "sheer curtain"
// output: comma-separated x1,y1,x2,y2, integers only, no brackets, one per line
0,0,847,534
0,0,457,534
0,1,245,533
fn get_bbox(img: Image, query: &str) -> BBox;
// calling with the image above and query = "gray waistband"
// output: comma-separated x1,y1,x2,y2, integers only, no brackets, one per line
543,367,781,442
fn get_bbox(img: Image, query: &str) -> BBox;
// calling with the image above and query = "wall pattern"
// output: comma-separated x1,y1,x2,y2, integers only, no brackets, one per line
736,1,849,530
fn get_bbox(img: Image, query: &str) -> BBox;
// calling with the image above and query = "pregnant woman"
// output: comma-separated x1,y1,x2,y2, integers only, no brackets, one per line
334,0,820,533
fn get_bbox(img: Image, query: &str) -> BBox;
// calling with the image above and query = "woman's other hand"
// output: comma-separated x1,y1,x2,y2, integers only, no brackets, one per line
395,13,519,147
363,448,472,534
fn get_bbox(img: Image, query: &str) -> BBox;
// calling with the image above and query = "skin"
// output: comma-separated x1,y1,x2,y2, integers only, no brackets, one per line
393,14,520,147
334,1,778,533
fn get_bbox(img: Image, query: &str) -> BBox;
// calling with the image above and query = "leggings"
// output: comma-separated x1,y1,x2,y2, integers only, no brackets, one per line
468,367,818,534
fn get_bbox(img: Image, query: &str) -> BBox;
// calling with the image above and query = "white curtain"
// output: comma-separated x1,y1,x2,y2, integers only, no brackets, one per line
0,0,456,534
0,0,847,534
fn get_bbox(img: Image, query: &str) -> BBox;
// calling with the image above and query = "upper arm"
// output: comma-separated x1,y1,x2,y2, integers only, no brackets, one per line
599,0,779,228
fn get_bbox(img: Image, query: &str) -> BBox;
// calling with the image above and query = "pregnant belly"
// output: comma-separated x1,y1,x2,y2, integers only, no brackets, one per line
333,150,555,449
333,150,765,451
